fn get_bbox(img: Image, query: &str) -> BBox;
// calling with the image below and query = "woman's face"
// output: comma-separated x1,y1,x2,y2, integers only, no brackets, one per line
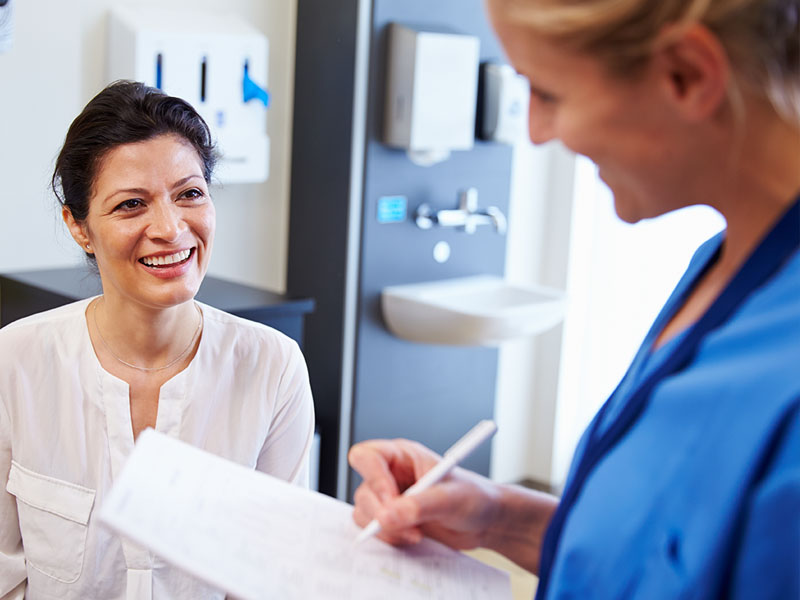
492,16,699,223
65,134,215,310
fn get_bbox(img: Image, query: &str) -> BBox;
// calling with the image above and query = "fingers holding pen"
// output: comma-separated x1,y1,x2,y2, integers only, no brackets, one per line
351,474,424,545
348,445,397,506
354,473,492,548
348,439,441,498
350,441,498,549
349,439,441,544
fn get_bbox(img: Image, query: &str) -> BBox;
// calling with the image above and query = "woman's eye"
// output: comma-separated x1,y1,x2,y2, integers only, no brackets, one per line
530,86,557,104
180,188,205,200
115,198,143,211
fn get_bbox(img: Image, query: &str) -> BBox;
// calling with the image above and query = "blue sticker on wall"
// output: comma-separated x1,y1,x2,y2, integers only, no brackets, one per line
377,196,408,224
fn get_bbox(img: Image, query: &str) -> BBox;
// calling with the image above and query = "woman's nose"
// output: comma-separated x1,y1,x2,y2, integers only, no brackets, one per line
147,201,186,241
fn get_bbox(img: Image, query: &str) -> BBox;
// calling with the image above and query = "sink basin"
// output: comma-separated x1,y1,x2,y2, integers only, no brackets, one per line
381,275,566,346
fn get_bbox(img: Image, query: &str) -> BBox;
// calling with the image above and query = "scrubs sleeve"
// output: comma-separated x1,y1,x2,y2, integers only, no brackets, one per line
255,340,315,488
0,396,26,598
730,400,800,600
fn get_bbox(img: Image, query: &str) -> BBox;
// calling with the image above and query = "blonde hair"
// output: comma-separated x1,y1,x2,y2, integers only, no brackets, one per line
488,0,800,124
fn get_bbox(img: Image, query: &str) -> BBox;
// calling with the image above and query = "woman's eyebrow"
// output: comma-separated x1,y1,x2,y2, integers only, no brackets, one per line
102,187,150,204
170,174,204,189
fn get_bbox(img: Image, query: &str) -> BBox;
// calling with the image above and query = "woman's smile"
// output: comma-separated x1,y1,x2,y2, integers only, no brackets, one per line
138,247,197,278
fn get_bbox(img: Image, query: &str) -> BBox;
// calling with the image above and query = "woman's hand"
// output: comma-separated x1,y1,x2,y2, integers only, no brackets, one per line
348,438,560,574
348,438,502,549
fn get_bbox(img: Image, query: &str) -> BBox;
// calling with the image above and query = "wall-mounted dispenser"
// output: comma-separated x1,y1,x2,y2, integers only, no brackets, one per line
383,23,480,166
479,63,530,145
107,7,270,184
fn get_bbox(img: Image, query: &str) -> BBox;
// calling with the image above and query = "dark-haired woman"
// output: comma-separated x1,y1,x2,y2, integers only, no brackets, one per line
0,81,314,599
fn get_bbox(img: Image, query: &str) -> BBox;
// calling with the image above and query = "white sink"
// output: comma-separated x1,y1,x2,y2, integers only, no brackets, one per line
381,275,566,346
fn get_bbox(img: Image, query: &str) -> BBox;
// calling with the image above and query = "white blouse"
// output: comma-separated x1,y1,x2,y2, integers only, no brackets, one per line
0,298,315,600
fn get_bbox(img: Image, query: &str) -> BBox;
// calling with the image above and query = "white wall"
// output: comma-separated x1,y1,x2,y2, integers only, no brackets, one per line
0,0,296,291
491,141,576,485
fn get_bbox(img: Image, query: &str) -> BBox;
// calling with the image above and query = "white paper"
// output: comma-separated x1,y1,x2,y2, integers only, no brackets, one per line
98,429,511,600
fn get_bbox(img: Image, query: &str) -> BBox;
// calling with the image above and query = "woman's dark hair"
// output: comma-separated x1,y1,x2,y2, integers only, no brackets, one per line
52,80,218,223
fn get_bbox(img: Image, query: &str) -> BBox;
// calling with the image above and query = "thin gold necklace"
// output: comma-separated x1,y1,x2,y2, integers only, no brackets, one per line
92,298,203,372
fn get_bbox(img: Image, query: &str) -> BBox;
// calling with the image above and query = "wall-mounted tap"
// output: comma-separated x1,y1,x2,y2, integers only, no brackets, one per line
415,188,507,235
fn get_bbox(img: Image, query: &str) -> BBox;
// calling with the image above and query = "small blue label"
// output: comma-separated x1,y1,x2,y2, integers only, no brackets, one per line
377,195,408,224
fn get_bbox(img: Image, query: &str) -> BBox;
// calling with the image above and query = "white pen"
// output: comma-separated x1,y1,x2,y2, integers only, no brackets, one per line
354,419,498,544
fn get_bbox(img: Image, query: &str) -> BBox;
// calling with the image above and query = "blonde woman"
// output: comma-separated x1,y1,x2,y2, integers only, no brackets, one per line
349,0,800,597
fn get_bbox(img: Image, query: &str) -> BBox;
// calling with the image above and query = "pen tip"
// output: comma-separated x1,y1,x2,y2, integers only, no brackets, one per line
355,520,380,544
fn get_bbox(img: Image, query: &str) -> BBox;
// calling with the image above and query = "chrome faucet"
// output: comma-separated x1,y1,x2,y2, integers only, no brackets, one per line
415,188,507,235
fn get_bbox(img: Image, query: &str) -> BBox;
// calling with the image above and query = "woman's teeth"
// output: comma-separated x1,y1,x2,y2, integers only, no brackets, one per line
140,249,192,267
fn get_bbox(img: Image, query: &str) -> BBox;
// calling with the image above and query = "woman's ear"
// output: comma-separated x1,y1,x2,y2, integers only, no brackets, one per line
62,206,93,253
653,23,730,121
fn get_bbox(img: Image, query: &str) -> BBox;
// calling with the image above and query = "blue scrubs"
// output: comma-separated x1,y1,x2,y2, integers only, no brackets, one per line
539,198,800,599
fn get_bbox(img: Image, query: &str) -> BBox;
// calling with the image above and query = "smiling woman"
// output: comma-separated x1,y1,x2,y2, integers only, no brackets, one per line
0,81,315,599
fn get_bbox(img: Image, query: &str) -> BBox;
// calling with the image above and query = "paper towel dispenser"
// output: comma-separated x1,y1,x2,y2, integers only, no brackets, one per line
383,23,480,166
107,7,270,184
479,63,530,145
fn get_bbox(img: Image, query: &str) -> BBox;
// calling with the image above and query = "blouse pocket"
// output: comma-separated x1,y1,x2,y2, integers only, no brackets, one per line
5,460,95,583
